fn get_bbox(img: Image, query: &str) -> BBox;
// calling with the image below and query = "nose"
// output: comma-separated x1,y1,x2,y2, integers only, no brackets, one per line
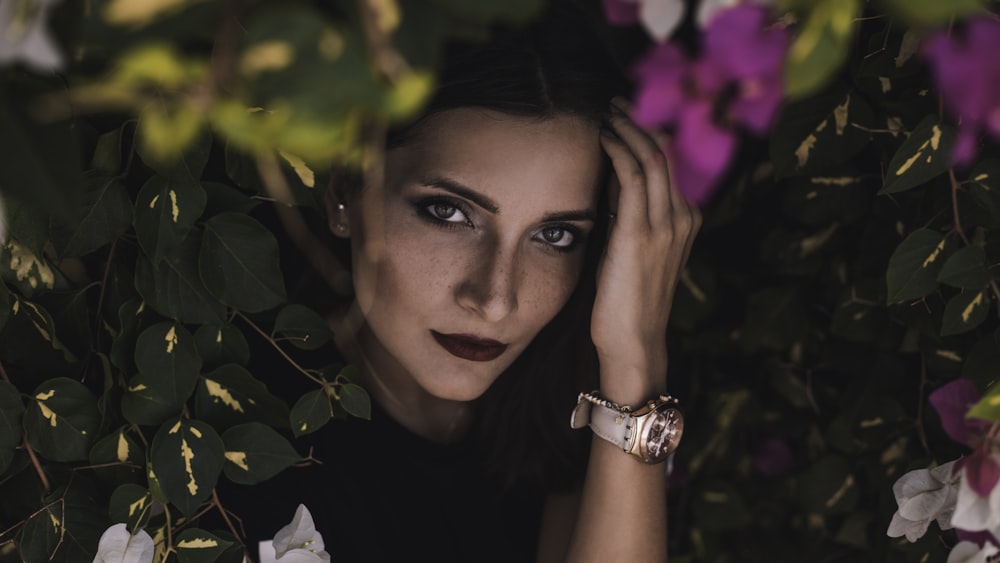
455,241,518,322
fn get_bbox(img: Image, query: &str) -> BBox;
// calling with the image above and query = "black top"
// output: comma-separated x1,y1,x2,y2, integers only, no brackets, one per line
220,401,546,563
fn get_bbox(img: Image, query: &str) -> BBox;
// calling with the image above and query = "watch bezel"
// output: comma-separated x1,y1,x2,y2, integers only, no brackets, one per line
628,398,684,464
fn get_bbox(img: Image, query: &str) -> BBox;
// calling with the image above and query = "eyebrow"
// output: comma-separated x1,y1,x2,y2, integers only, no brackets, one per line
421,177,596,223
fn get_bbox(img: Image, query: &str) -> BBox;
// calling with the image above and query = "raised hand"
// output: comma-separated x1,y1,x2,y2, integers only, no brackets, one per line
591,97,701,405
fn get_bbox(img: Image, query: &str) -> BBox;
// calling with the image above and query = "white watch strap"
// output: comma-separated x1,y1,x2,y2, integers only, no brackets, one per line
569,400,632,450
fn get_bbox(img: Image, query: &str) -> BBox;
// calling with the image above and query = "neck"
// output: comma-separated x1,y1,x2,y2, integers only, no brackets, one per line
331,302,474,444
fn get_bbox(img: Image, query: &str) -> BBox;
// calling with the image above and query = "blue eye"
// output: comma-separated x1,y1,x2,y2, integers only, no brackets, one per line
534,226,584,251
420,199,472,226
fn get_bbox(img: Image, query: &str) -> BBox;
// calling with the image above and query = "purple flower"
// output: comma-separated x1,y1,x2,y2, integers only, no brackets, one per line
602,0,639,26
923,18,1000,166
929,378,990,447
630,4,788,204
930,379,1000,540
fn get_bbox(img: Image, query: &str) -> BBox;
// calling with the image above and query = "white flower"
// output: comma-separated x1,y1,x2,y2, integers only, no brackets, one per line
639,0,684,42
952,461,1000,535
947,541,999,563
269,505,330,563
92,523,155,563
887,459,961,542
0,0,63,72
696,0,774,28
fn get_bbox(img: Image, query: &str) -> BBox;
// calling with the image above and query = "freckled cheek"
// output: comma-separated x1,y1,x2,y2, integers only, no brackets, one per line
519,257,584,326
355,220,468,319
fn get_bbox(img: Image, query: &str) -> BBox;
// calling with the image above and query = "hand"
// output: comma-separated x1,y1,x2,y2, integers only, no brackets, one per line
590,98,701,404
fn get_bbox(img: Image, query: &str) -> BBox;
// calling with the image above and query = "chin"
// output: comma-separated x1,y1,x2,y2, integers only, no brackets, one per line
414,355,514,402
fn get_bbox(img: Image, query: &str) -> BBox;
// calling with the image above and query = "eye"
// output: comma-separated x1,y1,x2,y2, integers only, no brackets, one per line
535,226,575,249
425,202,469,224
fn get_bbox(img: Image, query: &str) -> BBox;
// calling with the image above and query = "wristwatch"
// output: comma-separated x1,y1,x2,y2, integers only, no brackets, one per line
570,391,684,464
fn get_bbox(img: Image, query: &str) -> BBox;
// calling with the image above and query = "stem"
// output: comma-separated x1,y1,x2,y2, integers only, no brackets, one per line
916,357,931,456
235,312,324,386
356,0,410,81
1,359,52,492
23,432,51,493
212,489,253,563
949,168,971,245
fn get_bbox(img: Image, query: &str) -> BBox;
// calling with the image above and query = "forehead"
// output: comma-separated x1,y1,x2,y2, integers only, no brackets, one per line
386,108,604,212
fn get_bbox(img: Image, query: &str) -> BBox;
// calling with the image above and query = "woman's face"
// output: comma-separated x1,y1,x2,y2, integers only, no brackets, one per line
346,108,603,402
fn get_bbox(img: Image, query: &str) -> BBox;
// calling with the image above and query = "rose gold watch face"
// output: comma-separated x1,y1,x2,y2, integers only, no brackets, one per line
645,408,683,462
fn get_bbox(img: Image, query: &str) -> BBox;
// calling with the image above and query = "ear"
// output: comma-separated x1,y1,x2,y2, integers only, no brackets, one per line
324,183,351,238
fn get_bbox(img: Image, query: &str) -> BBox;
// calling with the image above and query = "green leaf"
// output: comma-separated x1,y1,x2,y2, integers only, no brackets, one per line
134,175,207,264
88,426,146,487
91,124,125,174
0,296,75,364
883,0,987,24
1,237,56,296
0,84,82,229
136,321,202,384
968,159,1000,225
176,528,234,563
110,298,145,372
784,0,860,99
194,323,251,367
769,88,876,178
23,378,100,462
0,381,23,474
273,304,333,350
221,422,300,485
0,381,23,450
937,246,990,289
108,483,154,530
19,501,64,563
881,116,956,194
194,364,290,429
22,487,107,562
137,126,212,183
135,231,227,324
150,418,225,517
967,377,1000,424
798,455,858,515
885,229,951,304
339,383,371,420
122,322,202,426
290,389,332,437
941,289,991,336
51,171,133,258
199,212,287,312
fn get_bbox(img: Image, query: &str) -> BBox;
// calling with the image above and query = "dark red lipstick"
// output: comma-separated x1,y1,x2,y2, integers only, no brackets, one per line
431,331,508,362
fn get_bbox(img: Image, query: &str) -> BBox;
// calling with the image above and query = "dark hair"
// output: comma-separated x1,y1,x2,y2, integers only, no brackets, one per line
395,2,627,490
327,1,627,490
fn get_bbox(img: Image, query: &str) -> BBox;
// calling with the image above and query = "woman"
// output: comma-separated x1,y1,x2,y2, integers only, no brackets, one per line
238,3,699,561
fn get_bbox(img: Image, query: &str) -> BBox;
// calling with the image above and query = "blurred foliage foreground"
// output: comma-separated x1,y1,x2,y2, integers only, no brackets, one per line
0,0,999,562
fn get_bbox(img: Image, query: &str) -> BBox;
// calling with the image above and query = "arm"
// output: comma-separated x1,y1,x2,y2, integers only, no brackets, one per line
560,98,700,563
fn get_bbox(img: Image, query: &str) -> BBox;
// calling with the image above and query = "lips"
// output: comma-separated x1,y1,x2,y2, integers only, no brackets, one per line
431,331,508,362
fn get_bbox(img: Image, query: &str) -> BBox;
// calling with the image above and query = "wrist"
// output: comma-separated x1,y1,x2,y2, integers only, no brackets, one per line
596,354,668,407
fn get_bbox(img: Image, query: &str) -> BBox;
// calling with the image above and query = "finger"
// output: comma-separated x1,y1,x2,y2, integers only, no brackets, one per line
600,126,649,231
607,101,672,228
